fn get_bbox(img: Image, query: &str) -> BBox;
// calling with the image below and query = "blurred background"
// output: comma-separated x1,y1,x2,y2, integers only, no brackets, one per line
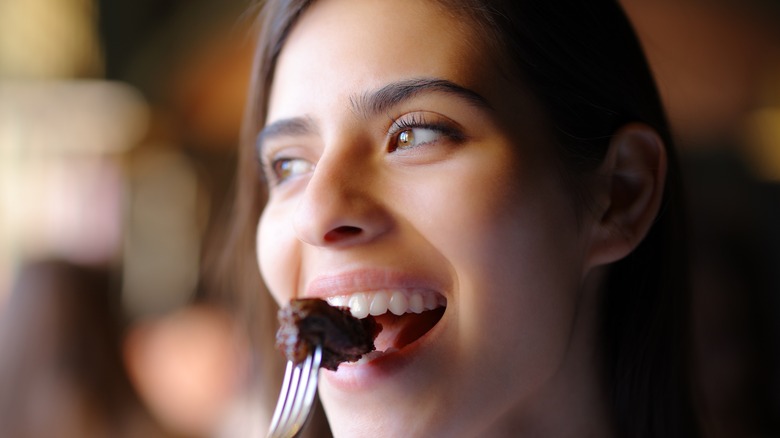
0,0,778,437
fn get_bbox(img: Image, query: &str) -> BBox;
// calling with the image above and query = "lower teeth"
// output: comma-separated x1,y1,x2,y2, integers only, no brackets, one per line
355,347,399,365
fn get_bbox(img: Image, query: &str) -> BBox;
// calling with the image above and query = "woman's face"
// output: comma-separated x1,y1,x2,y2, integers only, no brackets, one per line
257,0,601,435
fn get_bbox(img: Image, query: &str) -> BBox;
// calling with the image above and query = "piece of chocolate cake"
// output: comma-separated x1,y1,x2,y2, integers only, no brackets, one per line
275,298,382,371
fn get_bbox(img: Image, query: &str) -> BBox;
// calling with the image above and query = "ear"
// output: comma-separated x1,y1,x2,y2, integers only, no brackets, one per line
585,123,667,269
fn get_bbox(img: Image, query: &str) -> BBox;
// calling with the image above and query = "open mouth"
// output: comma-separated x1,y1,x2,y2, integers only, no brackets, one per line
326,290,446,356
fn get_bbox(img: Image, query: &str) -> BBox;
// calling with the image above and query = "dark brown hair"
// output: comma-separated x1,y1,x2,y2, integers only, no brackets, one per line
216,0,698,436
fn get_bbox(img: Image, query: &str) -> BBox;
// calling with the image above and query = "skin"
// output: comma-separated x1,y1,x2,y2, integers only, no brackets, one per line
253,0,654,436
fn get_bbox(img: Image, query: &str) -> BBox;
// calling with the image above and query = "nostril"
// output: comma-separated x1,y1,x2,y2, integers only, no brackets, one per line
323,225,362,243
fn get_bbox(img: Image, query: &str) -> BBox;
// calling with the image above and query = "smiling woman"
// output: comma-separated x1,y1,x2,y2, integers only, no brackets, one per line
215,0,699,436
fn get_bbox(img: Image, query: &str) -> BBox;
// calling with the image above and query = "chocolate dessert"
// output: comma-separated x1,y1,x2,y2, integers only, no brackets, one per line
275,298,382,371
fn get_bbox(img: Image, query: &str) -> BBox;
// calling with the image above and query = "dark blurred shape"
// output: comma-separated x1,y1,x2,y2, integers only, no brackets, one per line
684,149,780,437
0,259,173,438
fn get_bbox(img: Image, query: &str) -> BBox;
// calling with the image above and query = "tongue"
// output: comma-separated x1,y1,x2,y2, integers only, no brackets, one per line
372,307,445,352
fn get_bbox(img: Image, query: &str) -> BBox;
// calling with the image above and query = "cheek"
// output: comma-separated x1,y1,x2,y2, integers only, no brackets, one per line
406,147,585,365
444,180,582,313
406,143,583,292
467,187,584,403
257,204,300,305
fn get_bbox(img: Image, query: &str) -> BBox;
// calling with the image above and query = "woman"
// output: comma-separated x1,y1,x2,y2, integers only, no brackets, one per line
216,0,699,436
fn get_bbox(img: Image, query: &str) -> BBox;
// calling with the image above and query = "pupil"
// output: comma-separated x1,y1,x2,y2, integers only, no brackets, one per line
280,161,291,178
399,129,414,147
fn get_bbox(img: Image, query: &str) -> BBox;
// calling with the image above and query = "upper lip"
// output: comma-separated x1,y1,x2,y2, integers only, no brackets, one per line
304,267,448,299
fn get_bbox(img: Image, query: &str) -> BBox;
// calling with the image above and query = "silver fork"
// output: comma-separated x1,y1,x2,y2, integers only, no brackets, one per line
266,344,323,438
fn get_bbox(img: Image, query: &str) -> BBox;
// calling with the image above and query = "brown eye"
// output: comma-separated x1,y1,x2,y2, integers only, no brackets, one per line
398,129,415,149
393,127,440,151
272,158,314,183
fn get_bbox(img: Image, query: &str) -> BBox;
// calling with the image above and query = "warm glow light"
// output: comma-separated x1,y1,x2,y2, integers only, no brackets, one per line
744,106,780,181
0,80,148,306
0,0,102,78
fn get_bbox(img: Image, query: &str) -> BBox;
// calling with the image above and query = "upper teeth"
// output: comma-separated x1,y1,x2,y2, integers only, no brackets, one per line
326,290,445,319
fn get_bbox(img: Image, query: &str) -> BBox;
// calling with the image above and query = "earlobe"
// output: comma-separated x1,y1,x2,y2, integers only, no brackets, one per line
586,123,667,268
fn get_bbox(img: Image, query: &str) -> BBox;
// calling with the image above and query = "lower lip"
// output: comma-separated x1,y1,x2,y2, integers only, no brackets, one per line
321,309,446,391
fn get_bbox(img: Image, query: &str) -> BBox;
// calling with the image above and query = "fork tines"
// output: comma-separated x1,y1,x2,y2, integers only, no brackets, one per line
267,344,323,438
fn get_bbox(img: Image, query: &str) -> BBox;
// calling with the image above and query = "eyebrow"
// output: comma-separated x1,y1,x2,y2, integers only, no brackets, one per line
256,77,491,156
350,77,492,118
256,116,318,157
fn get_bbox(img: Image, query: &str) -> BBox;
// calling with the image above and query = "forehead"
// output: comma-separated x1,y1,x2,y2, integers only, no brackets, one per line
267,0,503,121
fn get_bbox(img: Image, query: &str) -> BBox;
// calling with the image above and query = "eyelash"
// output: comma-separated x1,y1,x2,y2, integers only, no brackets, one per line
260,157,308,187
388,113,464,152
259,150,305,187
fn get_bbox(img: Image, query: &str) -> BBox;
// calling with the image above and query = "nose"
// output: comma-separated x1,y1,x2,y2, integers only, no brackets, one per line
292,151,392,248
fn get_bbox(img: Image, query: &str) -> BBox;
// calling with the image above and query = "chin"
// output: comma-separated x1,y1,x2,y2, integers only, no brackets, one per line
317,316,457,437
